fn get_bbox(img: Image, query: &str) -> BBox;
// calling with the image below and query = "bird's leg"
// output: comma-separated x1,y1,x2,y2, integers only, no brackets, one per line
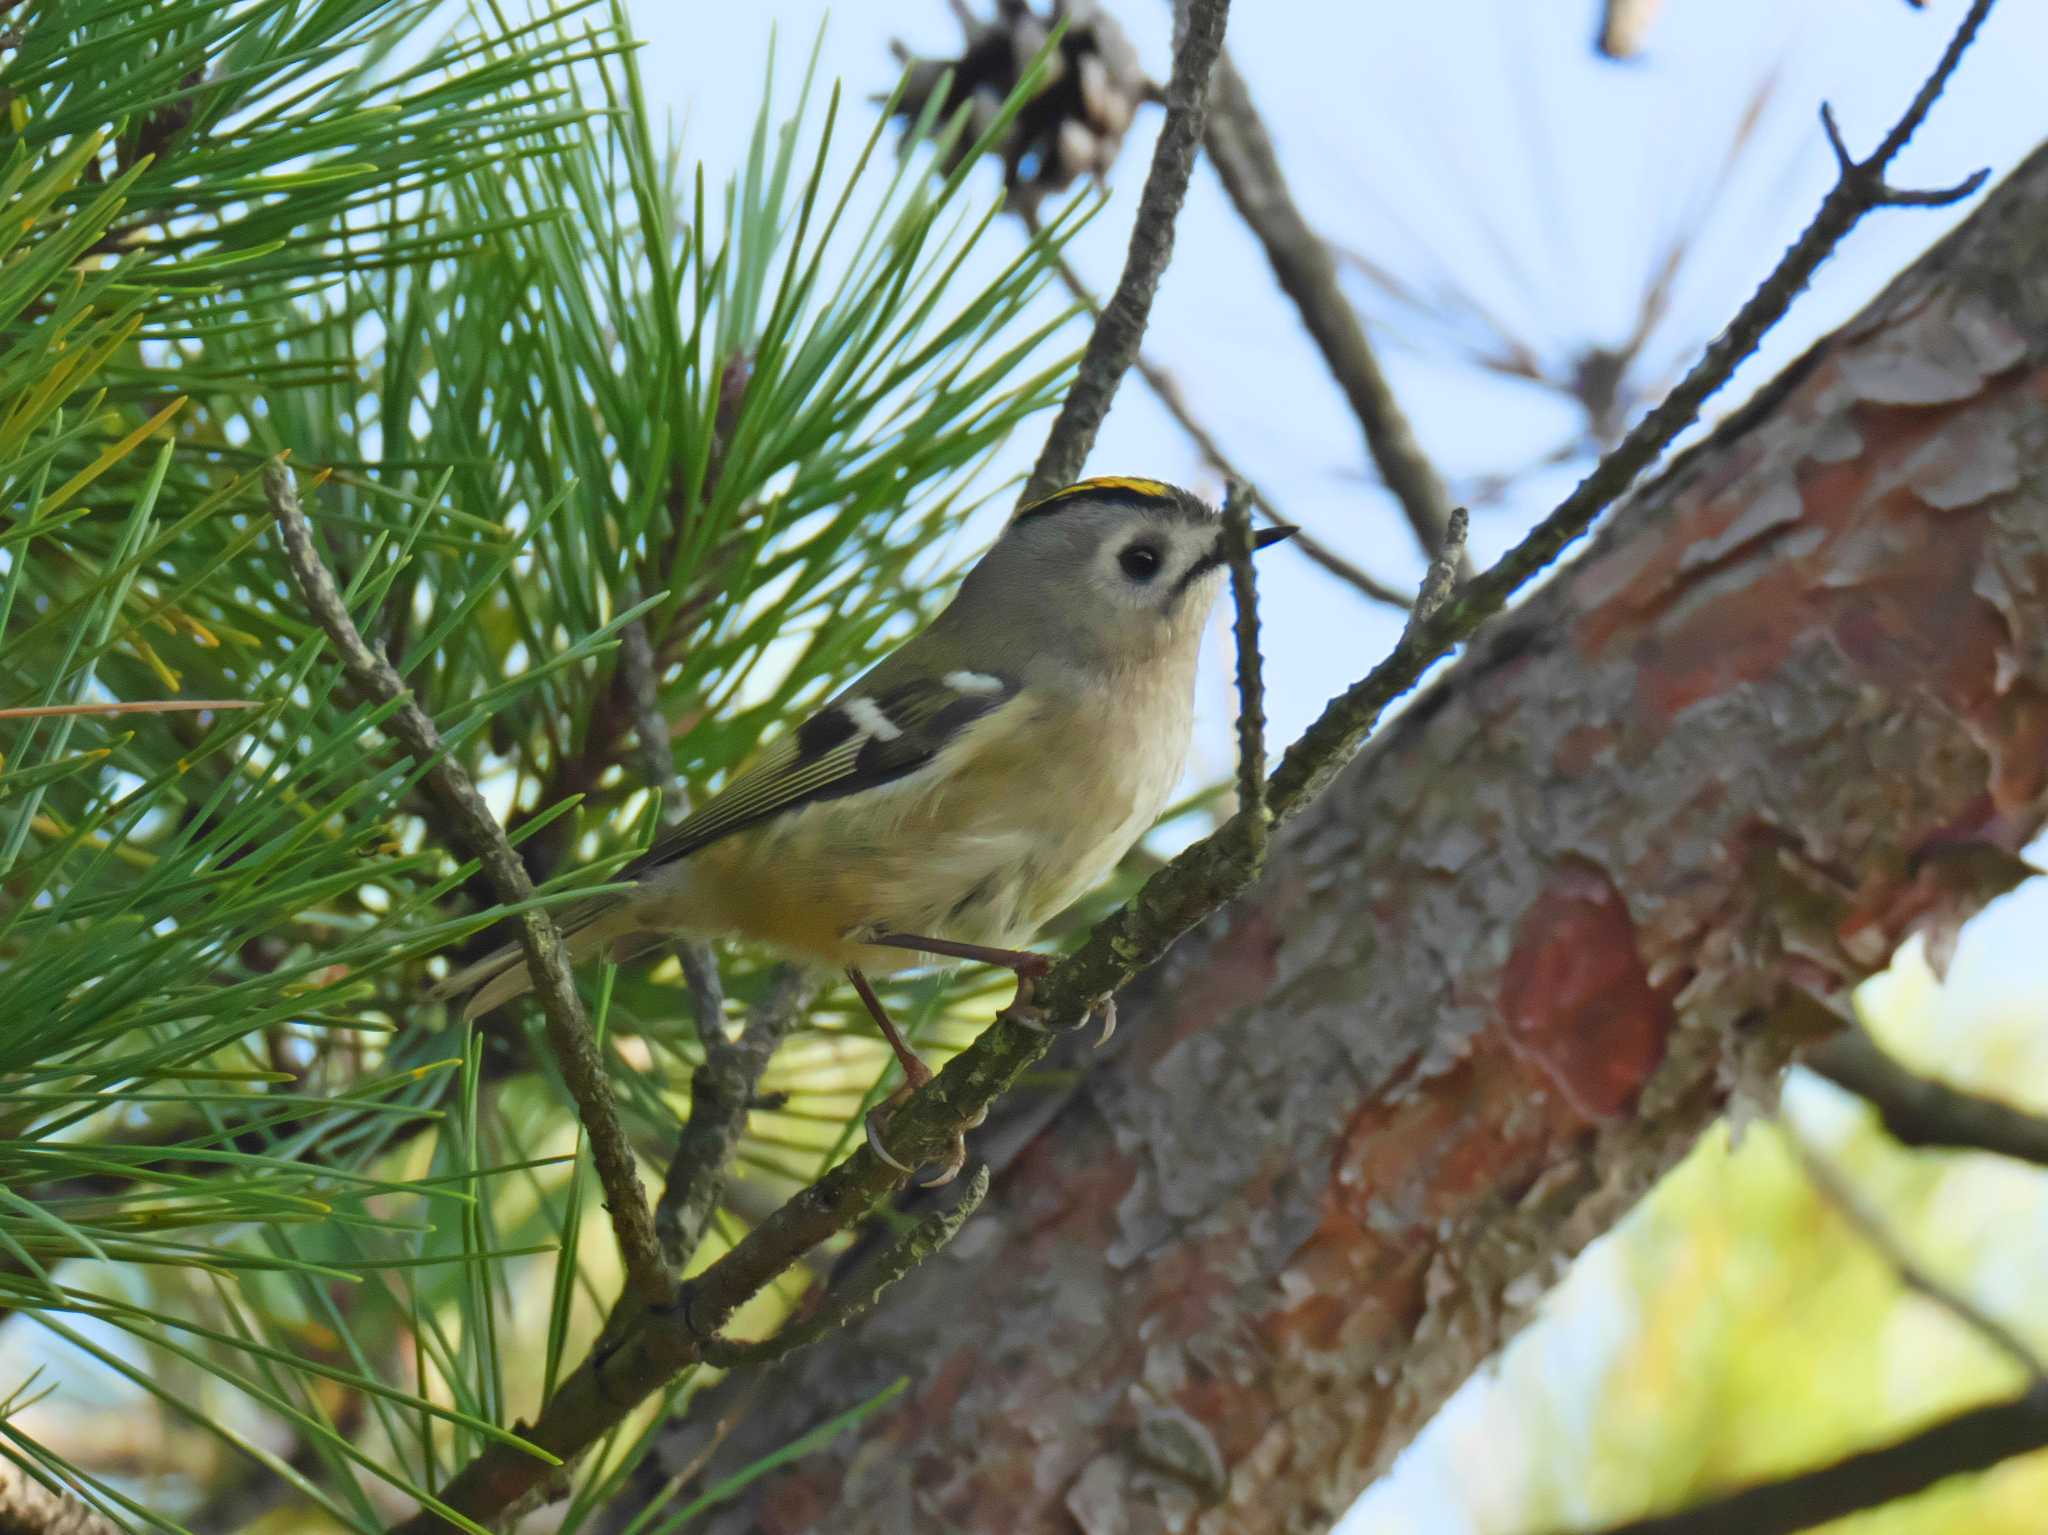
867,932,1053,977
867,933,1116,1044
848,965,931,1091
846,966,976,1187
869,931,1054,1031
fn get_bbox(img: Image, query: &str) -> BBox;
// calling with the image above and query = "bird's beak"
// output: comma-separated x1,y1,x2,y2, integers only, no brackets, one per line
1252,524,1298,552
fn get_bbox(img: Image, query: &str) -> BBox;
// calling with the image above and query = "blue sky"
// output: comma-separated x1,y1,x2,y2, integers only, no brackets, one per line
630,0,2048,777
627,4,2048,1530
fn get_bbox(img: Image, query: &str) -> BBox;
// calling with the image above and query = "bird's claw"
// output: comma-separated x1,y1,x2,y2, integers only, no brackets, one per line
865,1092,985,1184
920,1102,987,1187
998,970,1048,1032
864,1106,914,1174
1091,994,1117,1048
919,1134,969,1188
999,983,1116,1047
1000,997,1051,1031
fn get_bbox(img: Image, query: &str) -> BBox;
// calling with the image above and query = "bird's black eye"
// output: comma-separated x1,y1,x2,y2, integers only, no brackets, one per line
1118,542,1163,581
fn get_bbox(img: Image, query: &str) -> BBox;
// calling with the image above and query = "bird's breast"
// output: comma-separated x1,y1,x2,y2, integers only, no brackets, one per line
1000,671,1196,916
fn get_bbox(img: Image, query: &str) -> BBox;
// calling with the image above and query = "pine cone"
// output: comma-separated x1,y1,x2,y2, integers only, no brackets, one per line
889,1,1150,216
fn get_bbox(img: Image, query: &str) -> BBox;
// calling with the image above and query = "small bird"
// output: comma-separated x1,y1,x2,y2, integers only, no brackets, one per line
433,477,1293,1181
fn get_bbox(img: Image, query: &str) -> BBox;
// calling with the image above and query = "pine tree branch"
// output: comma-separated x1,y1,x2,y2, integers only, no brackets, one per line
696,1164,990,1368
615,619,675,809
1199,45,1467,569
263,459,670,1313
617,592,816,1281
1022,0,1232,501
1791,1133,2046,1382
1807,1029,2048,1167
655,961,815,1274
1562,1391,2048,1535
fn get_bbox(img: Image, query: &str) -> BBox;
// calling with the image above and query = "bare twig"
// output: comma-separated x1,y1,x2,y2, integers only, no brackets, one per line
1820,98,1988,207
0,1463,123,1535
614,619,675,809
1218,482,1268,839
1200,48,1465,569
696,1165,990,1368
388,7,1995,1527
1808,1028,2048,1168
1020,206,1410,610
264,459,669,1312
115,65,206,178
1561,1392,2048,1535
615,607,816,1276
1022,0,1232,502
1792,1134,2045,1383
655,963,815,1274
1401,506,1469,640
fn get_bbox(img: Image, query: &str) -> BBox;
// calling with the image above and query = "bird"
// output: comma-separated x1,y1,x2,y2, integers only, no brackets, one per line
431,476,1294,1182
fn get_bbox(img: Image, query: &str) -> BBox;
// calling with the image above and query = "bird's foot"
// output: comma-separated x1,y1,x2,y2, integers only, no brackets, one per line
997,969,1047,1032
864,1081,985,1187
998,983,1117,1048
1091,994,1118,1048
850,965,986,1185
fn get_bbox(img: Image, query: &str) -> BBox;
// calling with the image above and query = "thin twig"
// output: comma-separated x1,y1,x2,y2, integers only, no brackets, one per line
655,963,815,1274
1020,206,1410,610
696,1164,990,1368
388,8,1996,1528
1401,506,1469,641
614,619,675,810
1791,1133,2045,1383
1807,1028,2048,1168
1561,1392,2048,1535
0,1463,123,1535
1219,481,1268,837
263,459,669,1312
1022,0,1232,502
1200,48,1466,570
615,607,813,1276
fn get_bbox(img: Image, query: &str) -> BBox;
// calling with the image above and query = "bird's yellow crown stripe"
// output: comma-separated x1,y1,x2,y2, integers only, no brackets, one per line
1015,475,1177,519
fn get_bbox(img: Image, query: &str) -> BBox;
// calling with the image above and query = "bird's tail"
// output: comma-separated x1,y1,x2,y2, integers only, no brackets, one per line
428,900,643,1022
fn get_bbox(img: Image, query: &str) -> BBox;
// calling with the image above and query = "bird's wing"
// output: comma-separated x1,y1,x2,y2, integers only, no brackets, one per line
626,664,1021,874
427,664,1021,1013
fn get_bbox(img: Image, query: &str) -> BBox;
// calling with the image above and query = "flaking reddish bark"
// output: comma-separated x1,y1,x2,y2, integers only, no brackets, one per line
645,144,2048,1534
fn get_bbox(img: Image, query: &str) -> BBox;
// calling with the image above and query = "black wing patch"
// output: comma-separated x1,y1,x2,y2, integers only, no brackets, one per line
624,670,1019,874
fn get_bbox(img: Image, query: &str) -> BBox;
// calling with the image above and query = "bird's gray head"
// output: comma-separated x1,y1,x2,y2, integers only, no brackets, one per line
947,478,1294,676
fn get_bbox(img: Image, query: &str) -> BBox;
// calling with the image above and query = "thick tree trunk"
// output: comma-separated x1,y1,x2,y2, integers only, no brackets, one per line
644,143,2048,1534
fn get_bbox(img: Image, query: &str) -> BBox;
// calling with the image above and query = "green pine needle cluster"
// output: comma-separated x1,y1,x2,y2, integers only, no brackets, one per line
0,2,1090,1527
